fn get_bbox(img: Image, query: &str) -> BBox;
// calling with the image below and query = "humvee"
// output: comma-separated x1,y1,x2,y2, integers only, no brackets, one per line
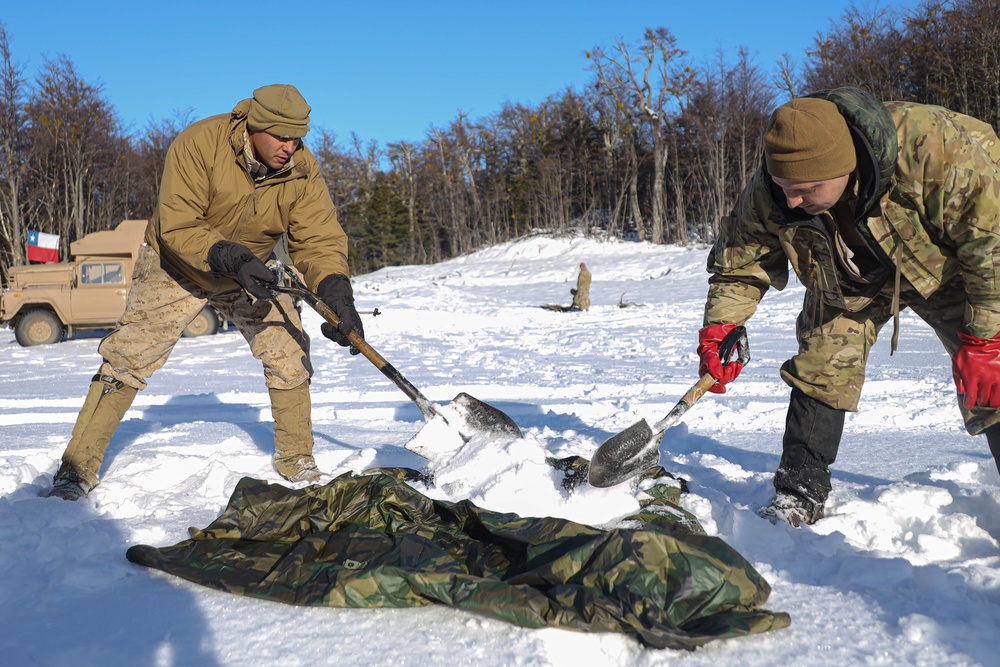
1,219,223,346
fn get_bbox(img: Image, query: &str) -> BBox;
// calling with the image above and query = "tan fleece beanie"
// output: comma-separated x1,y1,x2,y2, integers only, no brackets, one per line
248,84,311,138
764,98,856,181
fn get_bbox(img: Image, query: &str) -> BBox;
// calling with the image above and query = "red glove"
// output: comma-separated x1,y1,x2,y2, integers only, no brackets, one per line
952,328,1000,409
698,323,744,394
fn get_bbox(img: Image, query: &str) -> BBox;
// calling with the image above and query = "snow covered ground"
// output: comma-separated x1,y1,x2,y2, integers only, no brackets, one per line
2,234,998,666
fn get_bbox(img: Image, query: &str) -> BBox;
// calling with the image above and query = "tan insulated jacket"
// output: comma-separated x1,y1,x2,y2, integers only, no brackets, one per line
145,98,349,294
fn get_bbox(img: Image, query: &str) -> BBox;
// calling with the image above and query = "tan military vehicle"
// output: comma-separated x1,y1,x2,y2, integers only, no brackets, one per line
1,219,222,346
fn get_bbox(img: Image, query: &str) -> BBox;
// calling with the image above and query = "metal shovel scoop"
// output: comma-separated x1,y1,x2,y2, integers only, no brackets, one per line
588,325,750,487
268,264,522,445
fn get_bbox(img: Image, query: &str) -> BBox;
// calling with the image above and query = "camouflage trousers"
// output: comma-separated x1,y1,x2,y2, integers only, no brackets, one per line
97,245,313,391
780,275,1000,435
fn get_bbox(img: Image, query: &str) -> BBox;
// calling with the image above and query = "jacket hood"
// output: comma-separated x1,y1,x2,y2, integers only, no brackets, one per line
807,87,898,215
229,99,252,157
763,87,898,221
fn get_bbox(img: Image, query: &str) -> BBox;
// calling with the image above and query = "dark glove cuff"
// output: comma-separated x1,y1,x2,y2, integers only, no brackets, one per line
207,241,228,278
207,240,255,278
318,274,354,305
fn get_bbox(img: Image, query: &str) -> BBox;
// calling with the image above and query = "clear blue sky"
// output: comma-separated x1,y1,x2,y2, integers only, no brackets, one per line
2,0,925,145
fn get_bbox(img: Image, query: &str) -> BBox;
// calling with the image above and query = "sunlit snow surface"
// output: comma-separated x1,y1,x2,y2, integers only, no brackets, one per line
2,234,998,666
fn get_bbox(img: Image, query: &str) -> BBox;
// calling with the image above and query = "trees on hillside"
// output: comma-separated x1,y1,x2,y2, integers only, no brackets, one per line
0,23,30,275
588,27,692,244
903,0,1000,128
26,56,121,248
0,24,173,274
2,0,999,279
331,0,996,274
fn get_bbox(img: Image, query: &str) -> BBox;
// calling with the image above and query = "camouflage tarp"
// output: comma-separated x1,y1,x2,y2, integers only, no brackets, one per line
126,468,790,650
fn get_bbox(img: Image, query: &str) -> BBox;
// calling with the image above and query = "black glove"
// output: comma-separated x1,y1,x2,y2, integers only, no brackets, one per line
207,240,276,301
317,274,364,354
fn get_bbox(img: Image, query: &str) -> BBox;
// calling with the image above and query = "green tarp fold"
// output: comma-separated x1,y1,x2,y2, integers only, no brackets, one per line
126,468,789,650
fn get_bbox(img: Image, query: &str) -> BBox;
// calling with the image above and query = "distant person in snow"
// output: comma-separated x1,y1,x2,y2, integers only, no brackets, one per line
696,87,1000,527
46,84,364,501
571,262,591,311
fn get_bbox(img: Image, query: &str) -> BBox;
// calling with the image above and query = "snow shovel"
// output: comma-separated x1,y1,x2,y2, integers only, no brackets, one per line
588,325,750,487
267,264,522,444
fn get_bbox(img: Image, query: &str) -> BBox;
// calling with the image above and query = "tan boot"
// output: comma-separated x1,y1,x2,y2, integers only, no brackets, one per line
270,382,321,483
47,374,138,500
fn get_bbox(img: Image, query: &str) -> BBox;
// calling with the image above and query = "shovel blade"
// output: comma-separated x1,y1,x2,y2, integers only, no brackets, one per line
451,392,522,440
588,419,660,487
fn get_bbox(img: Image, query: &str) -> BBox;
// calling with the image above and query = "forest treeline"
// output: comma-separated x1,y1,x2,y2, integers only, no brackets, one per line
1,0,998,278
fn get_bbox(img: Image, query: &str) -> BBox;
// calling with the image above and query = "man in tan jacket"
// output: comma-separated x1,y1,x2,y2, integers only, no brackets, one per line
46,84,363,500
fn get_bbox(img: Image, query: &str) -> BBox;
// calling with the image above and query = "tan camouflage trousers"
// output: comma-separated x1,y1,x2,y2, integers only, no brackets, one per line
97,245,313,391
780,276,1000,435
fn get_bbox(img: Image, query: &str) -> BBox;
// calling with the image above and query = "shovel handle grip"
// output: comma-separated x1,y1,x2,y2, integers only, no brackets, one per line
306,296,385,367
271,283,439,417
650,326,751,435
652,373,718,434
718,325,751,366
684,373,722,405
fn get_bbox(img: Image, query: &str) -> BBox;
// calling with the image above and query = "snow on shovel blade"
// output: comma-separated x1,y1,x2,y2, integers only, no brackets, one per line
451,392,522,440
265,265,523,448
587,419,659,488
405,393,521,466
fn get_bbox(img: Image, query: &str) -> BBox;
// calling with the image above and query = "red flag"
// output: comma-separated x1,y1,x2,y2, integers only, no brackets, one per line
27,230,59,263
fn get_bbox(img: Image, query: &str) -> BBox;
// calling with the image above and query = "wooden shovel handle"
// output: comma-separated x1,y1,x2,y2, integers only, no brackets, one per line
650,326,750,434
682,373,722,406
271,283,439,419
303,294,387,369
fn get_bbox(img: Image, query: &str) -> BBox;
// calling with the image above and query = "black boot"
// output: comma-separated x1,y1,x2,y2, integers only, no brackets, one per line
760,388,845,527
983,424,1000,476
47,461,97,501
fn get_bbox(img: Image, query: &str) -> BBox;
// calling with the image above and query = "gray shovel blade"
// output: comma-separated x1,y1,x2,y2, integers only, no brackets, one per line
588,419,660,487
451,392,522,440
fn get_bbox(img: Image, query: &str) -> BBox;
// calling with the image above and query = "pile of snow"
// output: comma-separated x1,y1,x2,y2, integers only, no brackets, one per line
2,234,998,666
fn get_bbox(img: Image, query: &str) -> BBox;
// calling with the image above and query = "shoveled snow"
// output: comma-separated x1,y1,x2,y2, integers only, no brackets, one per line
1,233,998,666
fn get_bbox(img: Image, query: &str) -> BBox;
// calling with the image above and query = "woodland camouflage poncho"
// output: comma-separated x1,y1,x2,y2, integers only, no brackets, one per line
127,465,790,650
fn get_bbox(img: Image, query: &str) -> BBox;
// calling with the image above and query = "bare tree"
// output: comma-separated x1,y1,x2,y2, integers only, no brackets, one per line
683,48,774,240
25,55,120,249
804,4,910,99
774,53,802,100
0,22,30,274
450,112,489,246
588,92,637,238
588,27,691,243
386,140,427,264
958,0,1000,128
428,126,470,256
905,0,1000,129
129,111,192,218
727,48,776,192
684,54,730,241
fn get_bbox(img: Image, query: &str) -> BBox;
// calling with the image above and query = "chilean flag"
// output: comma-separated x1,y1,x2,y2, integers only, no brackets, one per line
27,230,60,263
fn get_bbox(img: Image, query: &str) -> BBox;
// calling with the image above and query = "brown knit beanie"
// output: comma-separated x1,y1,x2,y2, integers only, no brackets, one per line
247,84,311,138
764,98,856,181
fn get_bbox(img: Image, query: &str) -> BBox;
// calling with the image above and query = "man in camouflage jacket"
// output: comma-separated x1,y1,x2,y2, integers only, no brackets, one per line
697,87,1000,527
46,84,365,501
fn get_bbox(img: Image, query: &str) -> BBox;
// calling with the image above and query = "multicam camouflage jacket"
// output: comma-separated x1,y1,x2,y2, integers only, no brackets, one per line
704,87,1000,340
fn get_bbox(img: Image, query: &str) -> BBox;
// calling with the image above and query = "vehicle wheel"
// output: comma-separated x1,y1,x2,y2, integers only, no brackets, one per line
182,307,220,337
15,310,65,346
